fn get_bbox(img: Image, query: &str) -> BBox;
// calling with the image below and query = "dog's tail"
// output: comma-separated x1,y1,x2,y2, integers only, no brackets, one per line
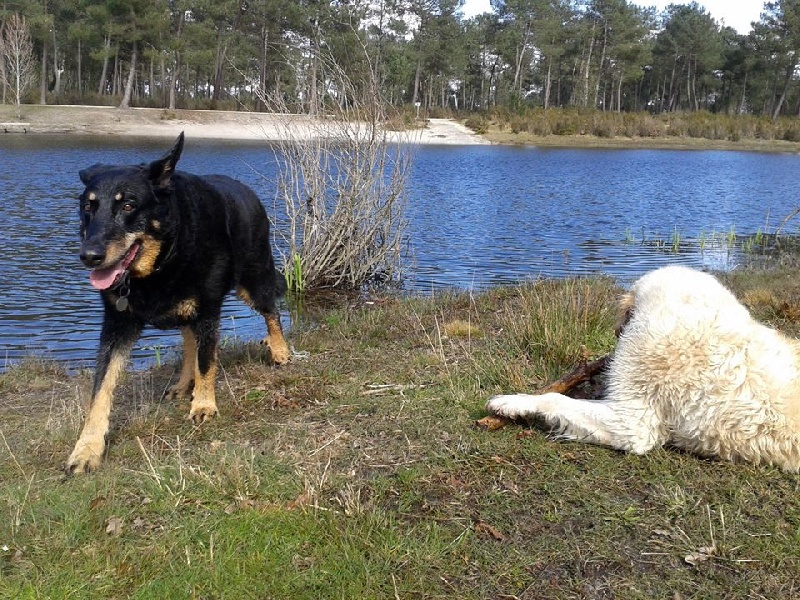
615,290,635,338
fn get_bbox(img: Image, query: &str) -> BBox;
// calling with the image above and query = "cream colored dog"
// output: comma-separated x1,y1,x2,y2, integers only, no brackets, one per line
487,265,800,472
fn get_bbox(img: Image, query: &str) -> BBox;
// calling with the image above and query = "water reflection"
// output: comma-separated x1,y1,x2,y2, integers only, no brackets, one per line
1,136,799,368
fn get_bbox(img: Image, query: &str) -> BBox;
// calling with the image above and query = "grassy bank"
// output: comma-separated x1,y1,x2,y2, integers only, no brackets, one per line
466,108,800,153
2,271,800,598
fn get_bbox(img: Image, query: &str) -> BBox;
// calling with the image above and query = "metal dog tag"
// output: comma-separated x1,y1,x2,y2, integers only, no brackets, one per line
115,271,131,312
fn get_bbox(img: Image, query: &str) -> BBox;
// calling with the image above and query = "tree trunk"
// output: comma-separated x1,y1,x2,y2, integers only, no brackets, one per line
513,21,532,97
213,38,227,102
159,53,166,105
112,46,120,95
412,58,421,104
557,69,562,106
39,39,47,104
543,57,552,109
169,51,180,110
257,24,268,111
479,49,486,108
149,55,154,101
667,60,678,111
51,26,62,97
772,60,795,119
119,42,137,108
98,36,110,95
581,21,596,108
309,39,318,114
77,39,82,98
737,71,747,114
593,20,608,109
487,58,498,108
169,9,185,110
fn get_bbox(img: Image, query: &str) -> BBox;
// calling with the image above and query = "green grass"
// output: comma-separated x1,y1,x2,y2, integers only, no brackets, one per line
2,272,800,598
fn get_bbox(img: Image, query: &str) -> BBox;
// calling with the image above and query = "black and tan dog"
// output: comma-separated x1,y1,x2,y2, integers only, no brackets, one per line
67,132,290,474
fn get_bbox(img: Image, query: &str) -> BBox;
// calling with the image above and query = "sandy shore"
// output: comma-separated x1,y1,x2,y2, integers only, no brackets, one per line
7,104,793,152
0,104,491,145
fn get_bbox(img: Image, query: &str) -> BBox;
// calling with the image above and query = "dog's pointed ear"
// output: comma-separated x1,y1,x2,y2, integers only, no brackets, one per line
148,131,184,188
79,164,106,185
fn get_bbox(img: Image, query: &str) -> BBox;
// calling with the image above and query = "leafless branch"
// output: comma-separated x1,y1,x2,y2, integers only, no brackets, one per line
254,40,412,291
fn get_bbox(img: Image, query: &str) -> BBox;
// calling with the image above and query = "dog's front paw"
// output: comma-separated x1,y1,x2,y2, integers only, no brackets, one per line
262,336,291,365
188,399,218,425
165,380,194,401
486,394,535,420
269,344,291,365
65,435,106,474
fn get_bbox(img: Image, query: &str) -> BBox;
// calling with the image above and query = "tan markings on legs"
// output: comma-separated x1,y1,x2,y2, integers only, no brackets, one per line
263,314,290,365
235,286,254,308
173,298,198,320
166,327,196,401
66,351,127,474
188,359,218,424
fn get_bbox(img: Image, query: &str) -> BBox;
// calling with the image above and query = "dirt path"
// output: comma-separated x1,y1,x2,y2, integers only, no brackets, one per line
411,118,491,145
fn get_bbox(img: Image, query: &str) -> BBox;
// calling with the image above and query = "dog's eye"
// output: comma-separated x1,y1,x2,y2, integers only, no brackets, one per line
121,202,136,212
82,201,92,212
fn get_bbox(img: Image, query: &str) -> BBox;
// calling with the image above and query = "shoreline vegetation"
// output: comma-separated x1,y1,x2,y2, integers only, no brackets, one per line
475,108,800,153
2,266,800,596
3,104,800,152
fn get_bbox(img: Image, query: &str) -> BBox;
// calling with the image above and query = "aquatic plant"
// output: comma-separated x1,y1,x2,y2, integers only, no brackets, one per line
670,226,681,253
285,253,305,294
623,227,635,244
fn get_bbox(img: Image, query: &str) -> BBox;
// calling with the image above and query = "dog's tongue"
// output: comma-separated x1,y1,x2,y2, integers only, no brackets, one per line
89,264,125,290
89,244,139,291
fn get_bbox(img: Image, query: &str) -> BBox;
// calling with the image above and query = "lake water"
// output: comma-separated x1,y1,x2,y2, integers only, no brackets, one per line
2,135,799,369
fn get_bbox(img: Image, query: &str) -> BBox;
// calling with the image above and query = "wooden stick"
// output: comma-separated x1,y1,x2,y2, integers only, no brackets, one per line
536,354,609,395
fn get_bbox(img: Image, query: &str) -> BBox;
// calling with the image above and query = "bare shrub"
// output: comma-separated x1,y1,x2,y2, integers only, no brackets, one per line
0,14,35,116
256,46,411,292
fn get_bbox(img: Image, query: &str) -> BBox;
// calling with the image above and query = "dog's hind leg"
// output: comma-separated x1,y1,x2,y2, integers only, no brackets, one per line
165,327,196,401
236,279,290,366
486,393,660,454
66,314,142,474
187,318,220,424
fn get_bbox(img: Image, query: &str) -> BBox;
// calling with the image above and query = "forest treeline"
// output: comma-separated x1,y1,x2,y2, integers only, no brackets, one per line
0,0,799,118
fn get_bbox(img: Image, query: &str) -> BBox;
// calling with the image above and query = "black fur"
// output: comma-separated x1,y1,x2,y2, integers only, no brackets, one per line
67,132,289,474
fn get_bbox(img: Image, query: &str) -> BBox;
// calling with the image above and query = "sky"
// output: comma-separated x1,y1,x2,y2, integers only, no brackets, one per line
459,0,765,35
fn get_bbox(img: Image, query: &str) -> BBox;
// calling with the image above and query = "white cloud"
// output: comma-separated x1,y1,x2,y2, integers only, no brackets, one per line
459,0,764,35
640,0,762,34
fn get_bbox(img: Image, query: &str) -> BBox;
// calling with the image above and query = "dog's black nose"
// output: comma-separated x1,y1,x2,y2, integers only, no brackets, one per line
80,247,105,268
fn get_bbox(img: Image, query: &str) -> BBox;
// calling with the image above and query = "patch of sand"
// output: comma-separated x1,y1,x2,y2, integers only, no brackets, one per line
0,105,490,145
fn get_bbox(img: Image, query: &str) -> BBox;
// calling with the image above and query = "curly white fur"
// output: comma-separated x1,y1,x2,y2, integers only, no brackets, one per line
486,265,800,471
